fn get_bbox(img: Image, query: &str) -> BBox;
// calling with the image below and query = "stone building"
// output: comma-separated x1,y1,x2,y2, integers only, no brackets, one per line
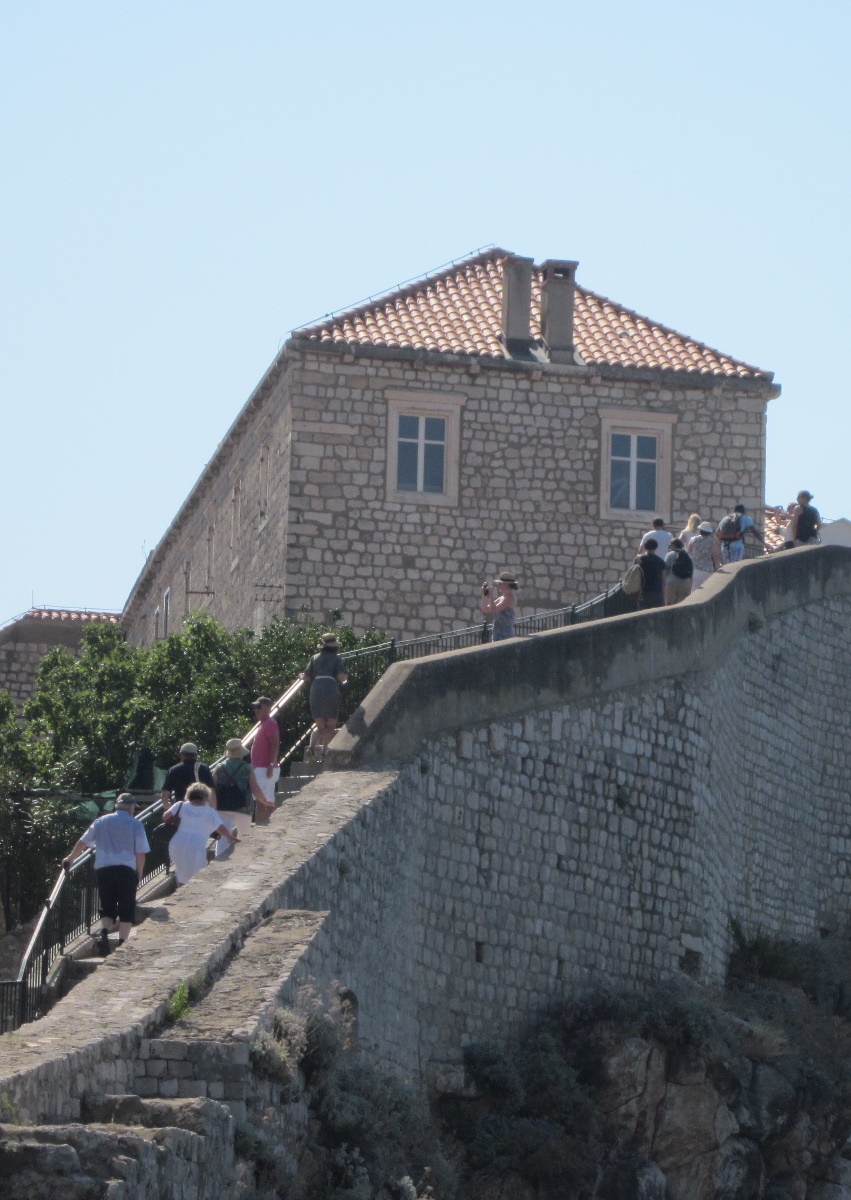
121,249,779,644
0,608,120,709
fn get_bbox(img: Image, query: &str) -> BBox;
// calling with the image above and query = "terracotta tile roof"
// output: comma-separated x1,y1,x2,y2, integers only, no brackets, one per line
297,249,771,379
26,608,120,625
764,506,795,551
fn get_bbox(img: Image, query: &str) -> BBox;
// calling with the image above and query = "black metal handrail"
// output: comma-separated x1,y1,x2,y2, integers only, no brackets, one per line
1,581,629,1035
0,799,169,1033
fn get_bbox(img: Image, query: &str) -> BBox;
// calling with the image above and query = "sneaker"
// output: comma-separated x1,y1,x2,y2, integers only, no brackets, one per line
97,929,111,956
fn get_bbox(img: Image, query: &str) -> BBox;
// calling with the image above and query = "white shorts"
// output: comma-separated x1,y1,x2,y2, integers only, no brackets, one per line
254,766,280,806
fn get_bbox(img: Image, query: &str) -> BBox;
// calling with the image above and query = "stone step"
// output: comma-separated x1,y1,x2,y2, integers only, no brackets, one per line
134,909,326,1119
288,761,321,779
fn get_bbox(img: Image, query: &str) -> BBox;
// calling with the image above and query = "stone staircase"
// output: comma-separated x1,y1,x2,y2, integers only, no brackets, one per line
45,757,324,1006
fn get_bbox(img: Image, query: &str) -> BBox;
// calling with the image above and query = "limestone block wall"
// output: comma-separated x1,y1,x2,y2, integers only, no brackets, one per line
123,357,296,644
282,345,769,638
122,338,772,645
3,549,846,1127
0,639,54,708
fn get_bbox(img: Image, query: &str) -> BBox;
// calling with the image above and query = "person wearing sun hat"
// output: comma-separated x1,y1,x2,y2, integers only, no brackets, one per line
480,571,519,641
212,738,267,856
689,522,722,589
300,632,349,762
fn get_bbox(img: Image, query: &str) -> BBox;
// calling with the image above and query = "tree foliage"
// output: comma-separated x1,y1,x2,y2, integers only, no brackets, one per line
24,611,386,790
0,612,386,930
0,692,81,932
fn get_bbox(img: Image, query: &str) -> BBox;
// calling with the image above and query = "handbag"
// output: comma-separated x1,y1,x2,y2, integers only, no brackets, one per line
151,801,184,848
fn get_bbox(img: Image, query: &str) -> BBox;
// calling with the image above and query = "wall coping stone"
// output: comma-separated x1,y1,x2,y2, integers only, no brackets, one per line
326,546,851,767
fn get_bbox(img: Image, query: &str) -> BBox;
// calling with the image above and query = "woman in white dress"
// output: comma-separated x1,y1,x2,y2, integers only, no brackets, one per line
168,782,238,886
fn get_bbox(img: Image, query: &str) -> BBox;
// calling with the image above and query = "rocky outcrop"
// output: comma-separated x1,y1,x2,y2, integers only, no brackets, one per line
595,1035,851,1200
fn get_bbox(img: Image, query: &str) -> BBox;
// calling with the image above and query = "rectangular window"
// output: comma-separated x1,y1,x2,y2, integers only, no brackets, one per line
386,390,464,507
396,414,446,493
162,588,171,637
599,409,675,523
609,432,658,511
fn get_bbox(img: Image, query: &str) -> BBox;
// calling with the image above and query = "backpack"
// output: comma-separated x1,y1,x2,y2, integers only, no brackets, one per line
670,549,693,579
216,761,249,812
716,513,742,542
796,504,820,542
622,561,644,597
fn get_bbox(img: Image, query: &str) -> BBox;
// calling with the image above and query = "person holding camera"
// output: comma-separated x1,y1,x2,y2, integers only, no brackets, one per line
480,571,519,641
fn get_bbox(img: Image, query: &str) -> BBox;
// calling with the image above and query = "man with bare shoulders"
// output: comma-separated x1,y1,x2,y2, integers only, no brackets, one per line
791,490,821,546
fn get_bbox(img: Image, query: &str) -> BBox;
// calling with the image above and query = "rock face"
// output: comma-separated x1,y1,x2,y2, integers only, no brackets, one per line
0,1096,234,1200
595,1036,851,1200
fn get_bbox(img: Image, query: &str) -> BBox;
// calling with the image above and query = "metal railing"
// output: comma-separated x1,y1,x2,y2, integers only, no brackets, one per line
0,798,170,1033
0,581,628,1035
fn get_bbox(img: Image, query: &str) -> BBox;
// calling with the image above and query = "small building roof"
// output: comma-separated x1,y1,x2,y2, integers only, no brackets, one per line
297,248,772,379
0,607,121,648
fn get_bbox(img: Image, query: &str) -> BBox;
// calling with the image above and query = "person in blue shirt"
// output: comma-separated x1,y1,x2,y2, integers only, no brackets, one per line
62,793,150,953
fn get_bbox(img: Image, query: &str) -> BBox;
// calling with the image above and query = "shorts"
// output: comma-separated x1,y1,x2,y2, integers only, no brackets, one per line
96,865,138,923
666,576,692,605
253,766,280,805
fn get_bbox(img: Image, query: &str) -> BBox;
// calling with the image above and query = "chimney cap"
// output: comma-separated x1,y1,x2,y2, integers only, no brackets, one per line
541,259,579,282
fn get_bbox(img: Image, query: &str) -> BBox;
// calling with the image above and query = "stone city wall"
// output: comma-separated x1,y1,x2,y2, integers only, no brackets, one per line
122,339,772,644
4,547,849,1136
0,639,55,709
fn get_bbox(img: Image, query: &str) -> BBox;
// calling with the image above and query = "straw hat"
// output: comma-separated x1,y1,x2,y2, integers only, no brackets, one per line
225,738,247,758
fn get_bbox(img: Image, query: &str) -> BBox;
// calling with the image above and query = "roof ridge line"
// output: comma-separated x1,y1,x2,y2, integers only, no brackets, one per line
292,245,511,335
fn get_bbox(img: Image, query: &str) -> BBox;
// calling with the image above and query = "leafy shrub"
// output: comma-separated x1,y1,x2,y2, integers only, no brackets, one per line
168,980,192,1022
728,918,805,985
463,1042,524,1111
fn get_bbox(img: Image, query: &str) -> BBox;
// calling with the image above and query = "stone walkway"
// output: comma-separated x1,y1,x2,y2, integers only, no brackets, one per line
0,767,398,1123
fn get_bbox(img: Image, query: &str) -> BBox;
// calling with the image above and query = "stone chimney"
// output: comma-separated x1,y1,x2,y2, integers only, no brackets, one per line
500,255,534,354
540,259,579,364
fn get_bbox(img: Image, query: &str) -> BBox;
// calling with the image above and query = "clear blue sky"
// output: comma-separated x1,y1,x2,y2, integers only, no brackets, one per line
1,1,848,624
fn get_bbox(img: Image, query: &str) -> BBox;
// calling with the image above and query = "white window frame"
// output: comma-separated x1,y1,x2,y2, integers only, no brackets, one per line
599,409,676,523
385,390,465,507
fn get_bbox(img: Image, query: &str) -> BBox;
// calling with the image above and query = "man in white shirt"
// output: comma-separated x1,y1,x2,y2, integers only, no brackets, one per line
638,518,673,560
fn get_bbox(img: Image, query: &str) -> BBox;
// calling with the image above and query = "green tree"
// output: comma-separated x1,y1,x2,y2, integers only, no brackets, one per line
25,611,387,786
0,691,81,932
24,622,143,794
132,614,259,765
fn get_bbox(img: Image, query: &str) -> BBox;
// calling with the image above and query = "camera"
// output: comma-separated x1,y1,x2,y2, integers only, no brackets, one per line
481,582,490,595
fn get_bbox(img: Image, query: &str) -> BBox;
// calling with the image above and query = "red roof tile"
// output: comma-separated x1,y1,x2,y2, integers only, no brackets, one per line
26,608,120,625
297,249,770,379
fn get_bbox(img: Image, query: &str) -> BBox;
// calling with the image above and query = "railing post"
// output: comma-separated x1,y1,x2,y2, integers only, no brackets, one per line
480,621,490,645
387,638,396,665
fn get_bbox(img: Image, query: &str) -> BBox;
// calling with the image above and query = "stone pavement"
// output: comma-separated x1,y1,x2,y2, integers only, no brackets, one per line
0,767,398,1124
